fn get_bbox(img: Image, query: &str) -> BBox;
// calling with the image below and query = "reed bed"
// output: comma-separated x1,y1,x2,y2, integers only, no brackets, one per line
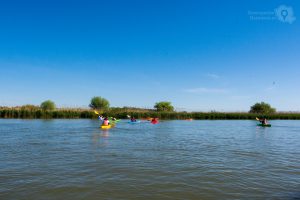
1,107,300,119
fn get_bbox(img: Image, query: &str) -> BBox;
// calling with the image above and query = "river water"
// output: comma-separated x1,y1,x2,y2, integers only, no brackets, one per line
0,119,299,200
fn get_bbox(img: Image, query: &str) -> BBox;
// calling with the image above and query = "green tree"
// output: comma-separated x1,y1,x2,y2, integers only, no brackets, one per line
154,101,174,112
89,96,110,110
249,102,276,114
40,100,56,111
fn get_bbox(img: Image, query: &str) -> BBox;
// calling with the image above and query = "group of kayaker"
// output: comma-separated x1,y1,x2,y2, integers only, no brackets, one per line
99,116,110,126
99,113,269,128
130,116,159,124
99,115,159,127
98,115,117,126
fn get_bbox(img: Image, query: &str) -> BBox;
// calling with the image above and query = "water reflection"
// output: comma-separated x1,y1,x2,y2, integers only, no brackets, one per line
92,128,110,148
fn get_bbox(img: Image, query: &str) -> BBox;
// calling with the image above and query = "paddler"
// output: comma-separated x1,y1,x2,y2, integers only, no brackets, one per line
130,116,137,122
98,115,104,121
102,117,110,126
151,117,158,124
259,117,268,125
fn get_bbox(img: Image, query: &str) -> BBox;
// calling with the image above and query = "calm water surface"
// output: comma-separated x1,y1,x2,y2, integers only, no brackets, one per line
0,119,299,200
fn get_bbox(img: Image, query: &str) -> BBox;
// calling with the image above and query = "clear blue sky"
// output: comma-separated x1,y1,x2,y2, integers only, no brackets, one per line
0,0,299,111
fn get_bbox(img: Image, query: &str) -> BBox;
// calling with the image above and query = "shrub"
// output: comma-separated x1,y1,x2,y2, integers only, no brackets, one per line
40,100,56,111
154,101,174,112
89,96,110,110
249,102,276,114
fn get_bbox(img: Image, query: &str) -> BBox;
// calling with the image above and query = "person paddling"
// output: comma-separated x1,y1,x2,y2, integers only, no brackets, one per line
102,117,110,126
151,117,159,124
130,116,137,122
98,115,104,121
260,118,268,125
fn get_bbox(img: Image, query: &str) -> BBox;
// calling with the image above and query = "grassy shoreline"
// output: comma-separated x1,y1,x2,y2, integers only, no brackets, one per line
1,107,300,120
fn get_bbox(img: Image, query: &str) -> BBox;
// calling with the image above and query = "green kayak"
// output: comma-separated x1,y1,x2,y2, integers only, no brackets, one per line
109,117,121,122
257,124,271,127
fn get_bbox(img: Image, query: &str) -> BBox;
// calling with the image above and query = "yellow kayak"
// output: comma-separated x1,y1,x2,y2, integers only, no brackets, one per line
101,125,112,129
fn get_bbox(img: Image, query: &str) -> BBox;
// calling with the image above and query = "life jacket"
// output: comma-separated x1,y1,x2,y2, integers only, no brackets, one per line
151,118,158,124
103,120,109,126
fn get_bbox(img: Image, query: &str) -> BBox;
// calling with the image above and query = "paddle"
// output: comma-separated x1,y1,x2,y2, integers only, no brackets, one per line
256,117,260,121
94,111,104,122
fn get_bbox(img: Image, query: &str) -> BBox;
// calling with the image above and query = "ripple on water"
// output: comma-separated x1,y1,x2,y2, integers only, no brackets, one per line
0,119,300,200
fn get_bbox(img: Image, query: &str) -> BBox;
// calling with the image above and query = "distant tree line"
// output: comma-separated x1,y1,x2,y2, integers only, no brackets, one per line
1,97,297,119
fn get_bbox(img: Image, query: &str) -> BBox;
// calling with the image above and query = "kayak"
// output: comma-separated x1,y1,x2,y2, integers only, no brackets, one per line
128,121,141,124
151,120,159,124
109,117,121,122
101,125,112,129
257,124,271,127
111,119,121,123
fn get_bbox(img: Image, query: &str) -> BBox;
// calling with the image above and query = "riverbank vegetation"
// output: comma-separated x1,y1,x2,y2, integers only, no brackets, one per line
1,106,300,120
1,98,299,119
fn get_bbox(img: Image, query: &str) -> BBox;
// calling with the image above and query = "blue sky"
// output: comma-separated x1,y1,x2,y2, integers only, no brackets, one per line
0,0,299,111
